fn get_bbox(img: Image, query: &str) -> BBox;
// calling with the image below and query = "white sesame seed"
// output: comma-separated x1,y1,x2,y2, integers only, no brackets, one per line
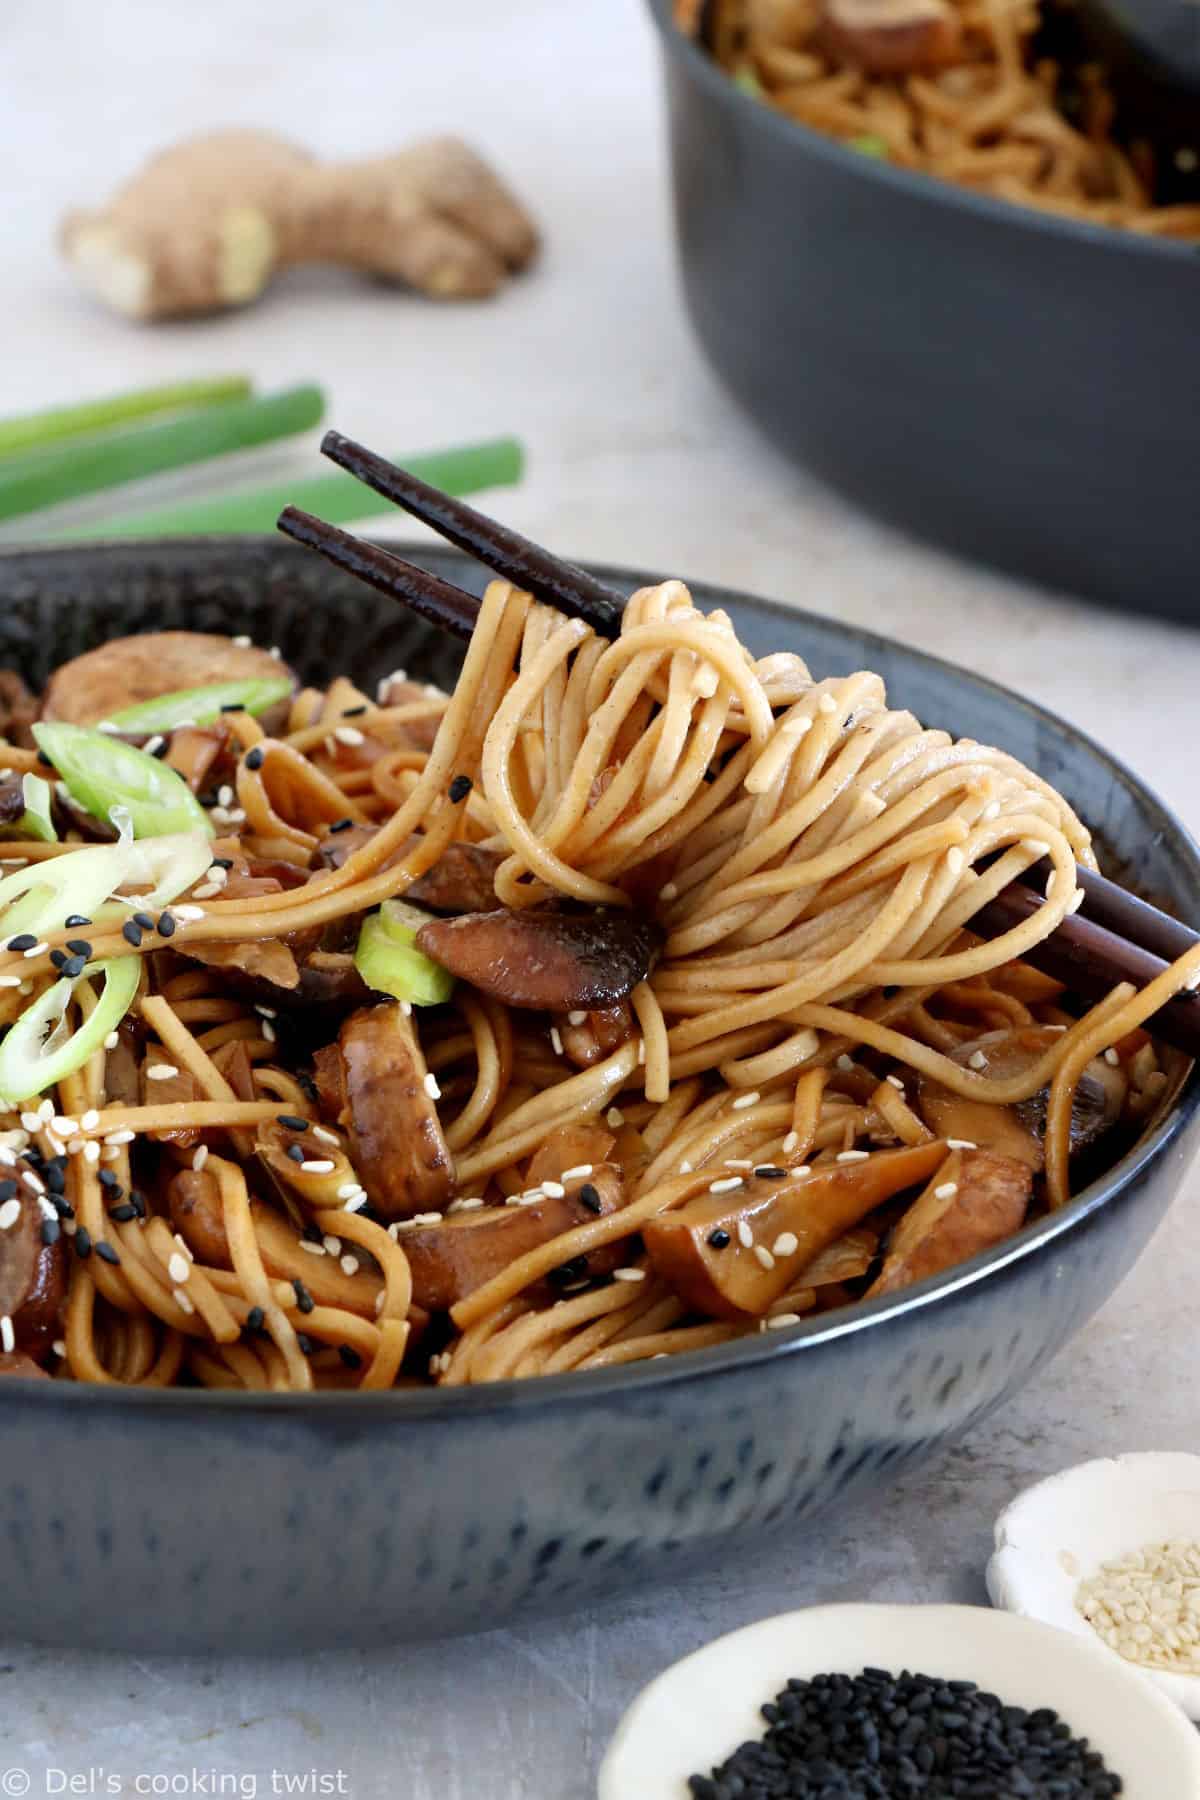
191,1145,209,1172
401,1000,412,1017
216,786,235,809
52,1338,66,1358
968,1050,988,1071
334,726,365,747
886,1074,905,1090
678,1160,693,1174
19,1113,41,1133
612,1268,646,1282
1105,1048,1121,1066
144,735,165,757
173,1234,194,1262
946,847,965,876
660,882,678,901
168,1252,191,1284
96,720,120,734
836,1055,855,1072
104,1130,135,1147
340,1254,359,1277
299,1159,335,1174
83,1142,100,1165
269,645,282,660
23,942,48,959
52,1116,77,1138
724,1159,754,1170
423,1072,441,1100
946,1138,977,1150
298,1240,326,1256
934,1182,959,1200
836,1149,870,1163
709,1176,744,1194
145,1064,180,1081
550,1027,563,1056
312,1125,339,1146
0,1315,13,1353
172,1287,196,1315
323,1235,342,1257
567,1011,587,1027
736,1220,754,1249
341,1191,368,1213
0,976,20,988
730,1091,760,1110
453,1197,486,1212
173,905,205,922
261,1020,276,1043
233,635,252,648
77,1109,99,1134
36,1197,57,1223
561,1164,594,1181
767,1313,803,1330
336,1182,361,1199
37,1100,53,1123
0,1199,20,1232
772,1231,799,1257
192,883,222,900
782,1132,799,1154
20,1169,44,1194
541,1179,566,1199
753,1245,776,1270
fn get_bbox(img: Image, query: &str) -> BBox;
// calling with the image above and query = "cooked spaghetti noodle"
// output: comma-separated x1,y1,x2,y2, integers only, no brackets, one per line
0,580,1191,1392
685,0,1200,239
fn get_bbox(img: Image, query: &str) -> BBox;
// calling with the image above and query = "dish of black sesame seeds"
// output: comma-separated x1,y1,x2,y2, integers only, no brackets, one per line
598,1604,1200,1798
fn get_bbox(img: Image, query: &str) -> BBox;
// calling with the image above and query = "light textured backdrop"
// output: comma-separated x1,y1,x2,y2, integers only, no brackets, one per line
0,3,1197,1794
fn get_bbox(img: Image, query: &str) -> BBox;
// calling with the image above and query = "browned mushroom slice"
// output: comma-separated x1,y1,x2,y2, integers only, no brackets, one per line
0,1352,49,1378
325,1003,454,1219
867,1149,1032,1298
376,676,445,750
643,1141,948,1321
0,1193,66,1355
918,1027,1124,1172
415,908,664,1012
401,1165,626,1312
0,670,39,746
41,631,296,727
406,842,503,914
184,938,302,990
164,723,234,793
557,1002,636,1068
140,1061,202,1147
0,773,28,830
816,0,962,74
0,1193,40,1325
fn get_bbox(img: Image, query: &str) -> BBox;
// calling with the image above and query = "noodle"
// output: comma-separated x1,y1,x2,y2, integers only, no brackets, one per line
0,576,1191,1393
691,0,1200,240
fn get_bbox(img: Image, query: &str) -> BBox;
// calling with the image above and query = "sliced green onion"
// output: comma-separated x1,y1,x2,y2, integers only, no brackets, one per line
0,774,57,844
849,134,890,160
0,832,211,943
354,901,454,1007
52,436,525,541
0,384,324,524
107,676,294,734
33,723,212,839
0,376,252,461
0,957,141,1103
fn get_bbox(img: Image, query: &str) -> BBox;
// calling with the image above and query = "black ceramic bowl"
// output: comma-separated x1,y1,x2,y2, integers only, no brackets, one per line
0,539,1196,1654
645,0,1200,621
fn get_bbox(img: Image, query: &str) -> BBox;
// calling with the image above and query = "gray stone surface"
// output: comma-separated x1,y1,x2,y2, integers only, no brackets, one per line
1,0,1198,1793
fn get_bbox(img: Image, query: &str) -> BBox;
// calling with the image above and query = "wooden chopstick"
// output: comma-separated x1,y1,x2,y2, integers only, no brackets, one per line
319,431,628,639
276,456,1200,1062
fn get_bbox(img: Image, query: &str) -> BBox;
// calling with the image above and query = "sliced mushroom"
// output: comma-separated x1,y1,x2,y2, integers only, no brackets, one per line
318,1003,455,1220
817,0,962,74
0,1192,66,1354
140,1061,202,1147
401,1165,626,1312
184,938,301,991
406,842,503,915
0,670,39,747
41,631,296,728
0,773,27,830
375,676,444,750
643,1141,948,1321
918,1027,1124,1172
867,1149,1032,1298
557,1002,636,1069
0,1193,39,1323
415,907,664,1012
165,723,234,794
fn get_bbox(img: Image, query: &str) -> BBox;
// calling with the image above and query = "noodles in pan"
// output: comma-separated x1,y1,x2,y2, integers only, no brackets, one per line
0,579,1193,1391
683,0,1200,240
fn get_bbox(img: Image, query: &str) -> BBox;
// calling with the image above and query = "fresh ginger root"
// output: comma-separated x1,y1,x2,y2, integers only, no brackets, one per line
60,130,539,321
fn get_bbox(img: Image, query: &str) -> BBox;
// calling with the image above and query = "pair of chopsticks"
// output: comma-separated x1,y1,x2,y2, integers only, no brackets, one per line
277,436,1200,1061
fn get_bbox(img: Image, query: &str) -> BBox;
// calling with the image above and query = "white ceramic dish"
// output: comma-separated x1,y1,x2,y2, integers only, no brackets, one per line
598,1602,1200,1798
988,1451,1200,1719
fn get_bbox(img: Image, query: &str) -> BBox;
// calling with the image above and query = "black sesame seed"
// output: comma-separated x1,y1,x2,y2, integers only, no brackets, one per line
0,1181,16,1202
277,1115,309,1132
5,933,36,952
296,1073,318,1099
245,747,265,772
341,704,368,717
220,701,247,713
36,749,54,768
296,1333,316,1354
51,1195,73,1219
328,817,353,833
74,1227,92,1260
338,1345,363,1368
64,915,91,930
62,955,87,979
578,1183,603,1214
148,739,169,758
301,1224,323,1244
548,1256,590,1286
49,949,68,970
292,1278,315,1314
97,1168,120,1191
245,1305,265,1334
40,1217,60,1246
108,1204,136,1224
121,922,143,948
754,1165,788,1180
44,1162,66,1194
707,1228,731,1249
448,774,472,804
157,912,176,938
132,911,156,931
95,1241,120,1266
211,858,234,871
286,1143,306,1164
129,1190,147,1219
65,940,92,958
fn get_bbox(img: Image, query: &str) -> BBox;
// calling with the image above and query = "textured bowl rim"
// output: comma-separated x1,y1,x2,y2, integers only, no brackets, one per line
642,0,1200,274
2,534,1197,1417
